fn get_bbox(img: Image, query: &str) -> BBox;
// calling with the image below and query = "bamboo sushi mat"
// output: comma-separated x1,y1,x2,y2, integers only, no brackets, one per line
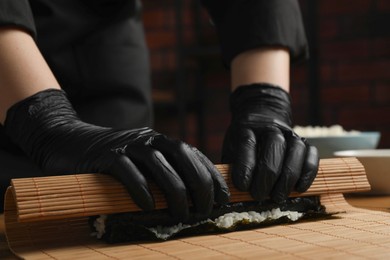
4,157,390,259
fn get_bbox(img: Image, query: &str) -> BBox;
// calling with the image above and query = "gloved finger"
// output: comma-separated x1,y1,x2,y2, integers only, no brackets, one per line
271,135,306,203
105,153,154,211
251,127,286,201
150,135,215,218
295,144,319,192
191,146,230,205
125,145,190,222
229,128,257,191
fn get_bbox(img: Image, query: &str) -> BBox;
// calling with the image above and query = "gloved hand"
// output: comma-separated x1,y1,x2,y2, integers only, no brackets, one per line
222,83,319,203
4,89,230,221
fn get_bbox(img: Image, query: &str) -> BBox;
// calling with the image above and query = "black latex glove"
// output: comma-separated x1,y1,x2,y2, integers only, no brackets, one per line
4,89,230,221
222,83,319,203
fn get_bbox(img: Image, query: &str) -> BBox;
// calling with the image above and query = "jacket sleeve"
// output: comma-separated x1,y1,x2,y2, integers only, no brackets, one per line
200,0,309,66
0,0,36,38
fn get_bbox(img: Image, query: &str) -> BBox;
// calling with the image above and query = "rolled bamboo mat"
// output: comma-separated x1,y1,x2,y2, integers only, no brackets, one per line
8,157,369,223
6,157,390,259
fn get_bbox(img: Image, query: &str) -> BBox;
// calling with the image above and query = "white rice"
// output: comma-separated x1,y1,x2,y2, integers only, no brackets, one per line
93,208,303,240
148,222,195,240
293,124,360,137
214,208,303,229
93,215,107,239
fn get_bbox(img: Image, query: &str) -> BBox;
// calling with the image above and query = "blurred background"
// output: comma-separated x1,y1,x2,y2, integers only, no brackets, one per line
142,0,390,163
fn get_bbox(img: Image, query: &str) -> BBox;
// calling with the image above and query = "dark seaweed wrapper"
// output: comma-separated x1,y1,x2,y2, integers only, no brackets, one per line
90,196,334,243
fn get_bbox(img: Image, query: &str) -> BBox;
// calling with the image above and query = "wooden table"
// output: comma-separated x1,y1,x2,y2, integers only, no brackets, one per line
1,194,390,260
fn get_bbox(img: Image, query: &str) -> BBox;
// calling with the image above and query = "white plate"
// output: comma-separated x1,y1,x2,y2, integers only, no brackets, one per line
334,149,390,194
334,149,390,157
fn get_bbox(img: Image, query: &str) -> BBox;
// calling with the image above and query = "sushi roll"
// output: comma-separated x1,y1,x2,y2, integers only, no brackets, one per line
91,196,332,243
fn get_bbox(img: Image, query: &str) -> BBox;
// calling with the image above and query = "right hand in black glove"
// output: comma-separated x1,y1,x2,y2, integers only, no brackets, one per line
222,84,319,203
4,89,230,221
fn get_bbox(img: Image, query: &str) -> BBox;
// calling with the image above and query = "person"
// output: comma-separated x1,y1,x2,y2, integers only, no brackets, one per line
0,0,319,220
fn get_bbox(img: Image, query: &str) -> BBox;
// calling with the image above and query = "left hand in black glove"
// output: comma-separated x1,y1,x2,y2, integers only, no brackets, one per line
4,89,230,221
222,83,319,203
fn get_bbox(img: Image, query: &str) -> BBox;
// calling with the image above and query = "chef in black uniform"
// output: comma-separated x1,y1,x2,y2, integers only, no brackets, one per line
0,0,318,220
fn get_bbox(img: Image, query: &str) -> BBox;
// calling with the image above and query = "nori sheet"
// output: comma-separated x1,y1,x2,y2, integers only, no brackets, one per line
90,196,334,243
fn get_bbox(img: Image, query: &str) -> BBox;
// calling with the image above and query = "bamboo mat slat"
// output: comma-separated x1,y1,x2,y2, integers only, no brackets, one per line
9,157,369,223
7,157,390,260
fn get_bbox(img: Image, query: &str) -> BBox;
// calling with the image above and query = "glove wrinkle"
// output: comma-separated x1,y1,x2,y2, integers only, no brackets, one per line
129,144,189,221
232,127,257,191
111,144,128,155
232,162,254,192
296,145,319,192
106,154,154,211
272,135,306,202
191,146,230,205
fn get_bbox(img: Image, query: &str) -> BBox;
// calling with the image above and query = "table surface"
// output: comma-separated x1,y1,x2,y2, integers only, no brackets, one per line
1,194,390,260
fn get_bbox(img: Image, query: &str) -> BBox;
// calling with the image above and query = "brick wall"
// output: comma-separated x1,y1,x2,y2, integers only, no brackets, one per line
302,0,390,146
143,0,230,162
143,0,390,162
